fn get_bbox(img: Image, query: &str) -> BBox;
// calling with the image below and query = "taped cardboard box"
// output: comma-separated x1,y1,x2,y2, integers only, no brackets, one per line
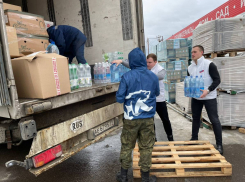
17,35,49,55
11,52,71,99
3,3,22,11
5,10,48,37
6,26,19,57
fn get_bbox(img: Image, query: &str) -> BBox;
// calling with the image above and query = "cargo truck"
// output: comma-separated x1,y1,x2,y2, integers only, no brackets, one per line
0,0,145,176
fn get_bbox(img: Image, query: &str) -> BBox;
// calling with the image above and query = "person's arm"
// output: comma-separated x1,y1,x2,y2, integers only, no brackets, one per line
112,60,130,68
208,62,221,91
116,77,127,103
122,60,130,68
156,77,160,96
156,69,165,80
52,29,66,55
200,62,221,98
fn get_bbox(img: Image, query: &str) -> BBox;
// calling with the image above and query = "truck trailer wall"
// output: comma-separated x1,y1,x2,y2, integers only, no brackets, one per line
53,0,139,64
4,0,139,65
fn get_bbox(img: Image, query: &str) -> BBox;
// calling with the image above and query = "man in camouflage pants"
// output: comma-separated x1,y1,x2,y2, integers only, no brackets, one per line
116,48,159,182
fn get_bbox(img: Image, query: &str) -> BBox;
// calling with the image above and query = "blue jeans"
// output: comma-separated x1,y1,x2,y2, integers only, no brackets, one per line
191,98,222,145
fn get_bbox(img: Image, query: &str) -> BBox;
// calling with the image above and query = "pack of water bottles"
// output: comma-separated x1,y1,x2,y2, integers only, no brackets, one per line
69,63,92,91
93,62,111,84
184,75,204,98
102,51,124,63
93,62,130,84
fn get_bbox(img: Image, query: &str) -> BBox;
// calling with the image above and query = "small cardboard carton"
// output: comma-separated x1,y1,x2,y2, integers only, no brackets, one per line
17,35,49,55
5,10,48,37
11,52,71,99
3,3,22,11
6,26,19,57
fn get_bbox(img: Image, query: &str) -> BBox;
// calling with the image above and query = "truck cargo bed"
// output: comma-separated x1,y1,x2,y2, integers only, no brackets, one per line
12,82,120,119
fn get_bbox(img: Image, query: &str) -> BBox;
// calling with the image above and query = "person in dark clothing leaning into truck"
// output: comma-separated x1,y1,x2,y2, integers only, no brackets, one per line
47,25,87,64
188,45,223,155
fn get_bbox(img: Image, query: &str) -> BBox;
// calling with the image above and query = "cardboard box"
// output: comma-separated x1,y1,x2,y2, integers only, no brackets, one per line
44,20,54,29
11,52,71,99
6,26,19,57
3,3,22,11
5,10,48,37
17,35,49,55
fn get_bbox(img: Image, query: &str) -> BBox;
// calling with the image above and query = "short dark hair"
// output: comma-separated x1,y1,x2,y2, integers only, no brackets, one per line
193,45,204,54
147,53,157,62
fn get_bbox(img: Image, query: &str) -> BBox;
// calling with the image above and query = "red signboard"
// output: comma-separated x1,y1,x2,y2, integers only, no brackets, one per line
167,0,245,39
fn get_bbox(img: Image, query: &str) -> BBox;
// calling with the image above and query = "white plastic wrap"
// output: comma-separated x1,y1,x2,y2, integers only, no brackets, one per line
193,17,245,53
175,82,192,113
217,92,245,127
213,56,245,91
192,20,217,54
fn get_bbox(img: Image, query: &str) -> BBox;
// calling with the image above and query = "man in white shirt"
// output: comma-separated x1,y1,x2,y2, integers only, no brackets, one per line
188,45,223,155
146,54,174,141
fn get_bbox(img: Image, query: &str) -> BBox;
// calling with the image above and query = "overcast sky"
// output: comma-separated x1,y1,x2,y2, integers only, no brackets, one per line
142,0,228,51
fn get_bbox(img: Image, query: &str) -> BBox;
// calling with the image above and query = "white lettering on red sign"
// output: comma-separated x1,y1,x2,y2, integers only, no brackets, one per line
52,57,61,95
241,0,245,7
216,6,229,19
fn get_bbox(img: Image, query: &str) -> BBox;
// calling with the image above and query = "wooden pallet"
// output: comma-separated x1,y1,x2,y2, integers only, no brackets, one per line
239,128,245,134
204,51,239,59
176,57,189,61
133,141,232,178
164,79,183,84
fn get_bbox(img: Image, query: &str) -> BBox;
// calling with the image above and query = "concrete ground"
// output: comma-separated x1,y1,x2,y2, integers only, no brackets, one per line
0,106,245,182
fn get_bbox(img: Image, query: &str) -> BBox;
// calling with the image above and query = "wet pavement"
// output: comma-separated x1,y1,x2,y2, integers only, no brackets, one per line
0,108,245,182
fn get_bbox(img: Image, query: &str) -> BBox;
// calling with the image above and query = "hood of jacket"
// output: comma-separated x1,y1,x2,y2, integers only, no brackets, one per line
128,48,147,70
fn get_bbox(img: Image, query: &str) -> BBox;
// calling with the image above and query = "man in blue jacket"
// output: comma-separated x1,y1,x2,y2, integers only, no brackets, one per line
116,48,159,182
47,25,87,64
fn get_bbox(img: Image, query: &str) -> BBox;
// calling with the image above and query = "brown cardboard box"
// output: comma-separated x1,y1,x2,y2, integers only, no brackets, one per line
17,35,49,55
5,10,48,37
3,3,22,11
11,52,71,99
6,26,19,57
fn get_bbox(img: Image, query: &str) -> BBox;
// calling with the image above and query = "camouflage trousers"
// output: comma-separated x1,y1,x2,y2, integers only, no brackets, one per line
120,118,155,172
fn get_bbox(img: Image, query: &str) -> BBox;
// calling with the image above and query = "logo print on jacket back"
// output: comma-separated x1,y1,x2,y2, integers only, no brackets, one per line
124,90,153,120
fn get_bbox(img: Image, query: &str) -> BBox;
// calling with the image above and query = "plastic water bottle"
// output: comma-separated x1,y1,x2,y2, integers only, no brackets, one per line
118,64,123,81
110,63,119,83
98,63,102,83
78,64,85,88
69,64,74,90
106,62,111,83
200,75,204,96
195,76,200,98
72,64,79,89
94,63,98,84
102,62,107,83
184,76,190,97
46,41,59,54
85,63,92,87
190,76,195,97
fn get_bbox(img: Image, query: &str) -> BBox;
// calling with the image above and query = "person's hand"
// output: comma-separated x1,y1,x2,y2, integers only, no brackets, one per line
200,90,209,98
111,60,123,66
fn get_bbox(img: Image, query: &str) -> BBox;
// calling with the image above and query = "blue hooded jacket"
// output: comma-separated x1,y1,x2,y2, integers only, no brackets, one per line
116,48,160,120
47,25,87,56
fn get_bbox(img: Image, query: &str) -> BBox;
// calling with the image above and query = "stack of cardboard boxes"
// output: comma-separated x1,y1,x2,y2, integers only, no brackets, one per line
155,39,190,103
5,7,49,57
4,3,71,99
